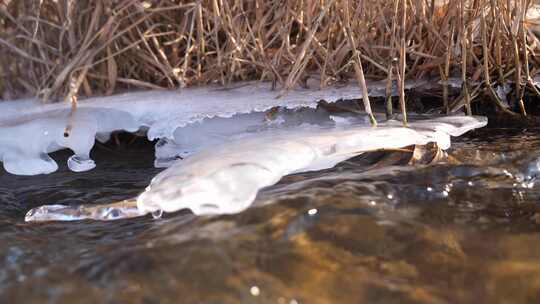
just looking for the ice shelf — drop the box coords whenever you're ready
[1,82,374,175]
[0,82,488,221]
[136,115,487,216]
[24,114,487,222]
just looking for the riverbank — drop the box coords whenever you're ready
[2,1,540,122]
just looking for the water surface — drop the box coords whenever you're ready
[1,128,540,303]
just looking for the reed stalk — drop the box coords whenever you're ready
[398,0,408,125]
[0,0,538,119]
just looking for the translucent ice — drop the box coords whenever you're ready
[25,200,143,222]
[155,107,339,166]
[1,82,488,221]
[67,155,96,172]
[0,81,382,175]
[140,115,486,216]
[0,108,138,175]
[25,115,487,222]
[3,81,464,176]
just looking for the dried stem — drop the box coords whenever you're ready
[0,0,536,120]
[398,0,408,125]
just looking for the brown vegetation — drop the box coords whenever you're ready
[1,0,539,120]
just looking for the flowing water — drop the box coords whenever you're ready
[1,127,540,304]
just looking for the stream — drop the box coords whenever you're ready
[1,126,540,303]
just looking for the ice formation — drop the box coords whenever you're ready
[154,107,340,167]
[0,81,488,221]
[137,115,487,216]
[25,114,487,222]
[0,108,138,175]
[25,200,141,222]
[1,82,374,175]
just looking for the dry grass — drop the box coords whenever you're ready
[1,0,540,120]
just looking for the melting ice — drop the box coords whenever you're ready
[136,114,486,216]
[0,81,488,221]
[0,108,138,175]
[24,111,487,221]
[0,82,370,175]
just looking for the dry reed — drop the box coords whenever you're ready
[1,0,540,120]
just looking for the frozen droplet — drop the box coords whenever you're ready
[369,200,376,206]
[151,209,163,219]
[386,194,394,199]
[426,187,433,192]
[67,155,96,172]
[95,132,111,143]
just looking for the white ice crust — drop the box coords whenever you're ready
[0,82,373,175]
[0,82,488,221]
[0,108,138,175]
